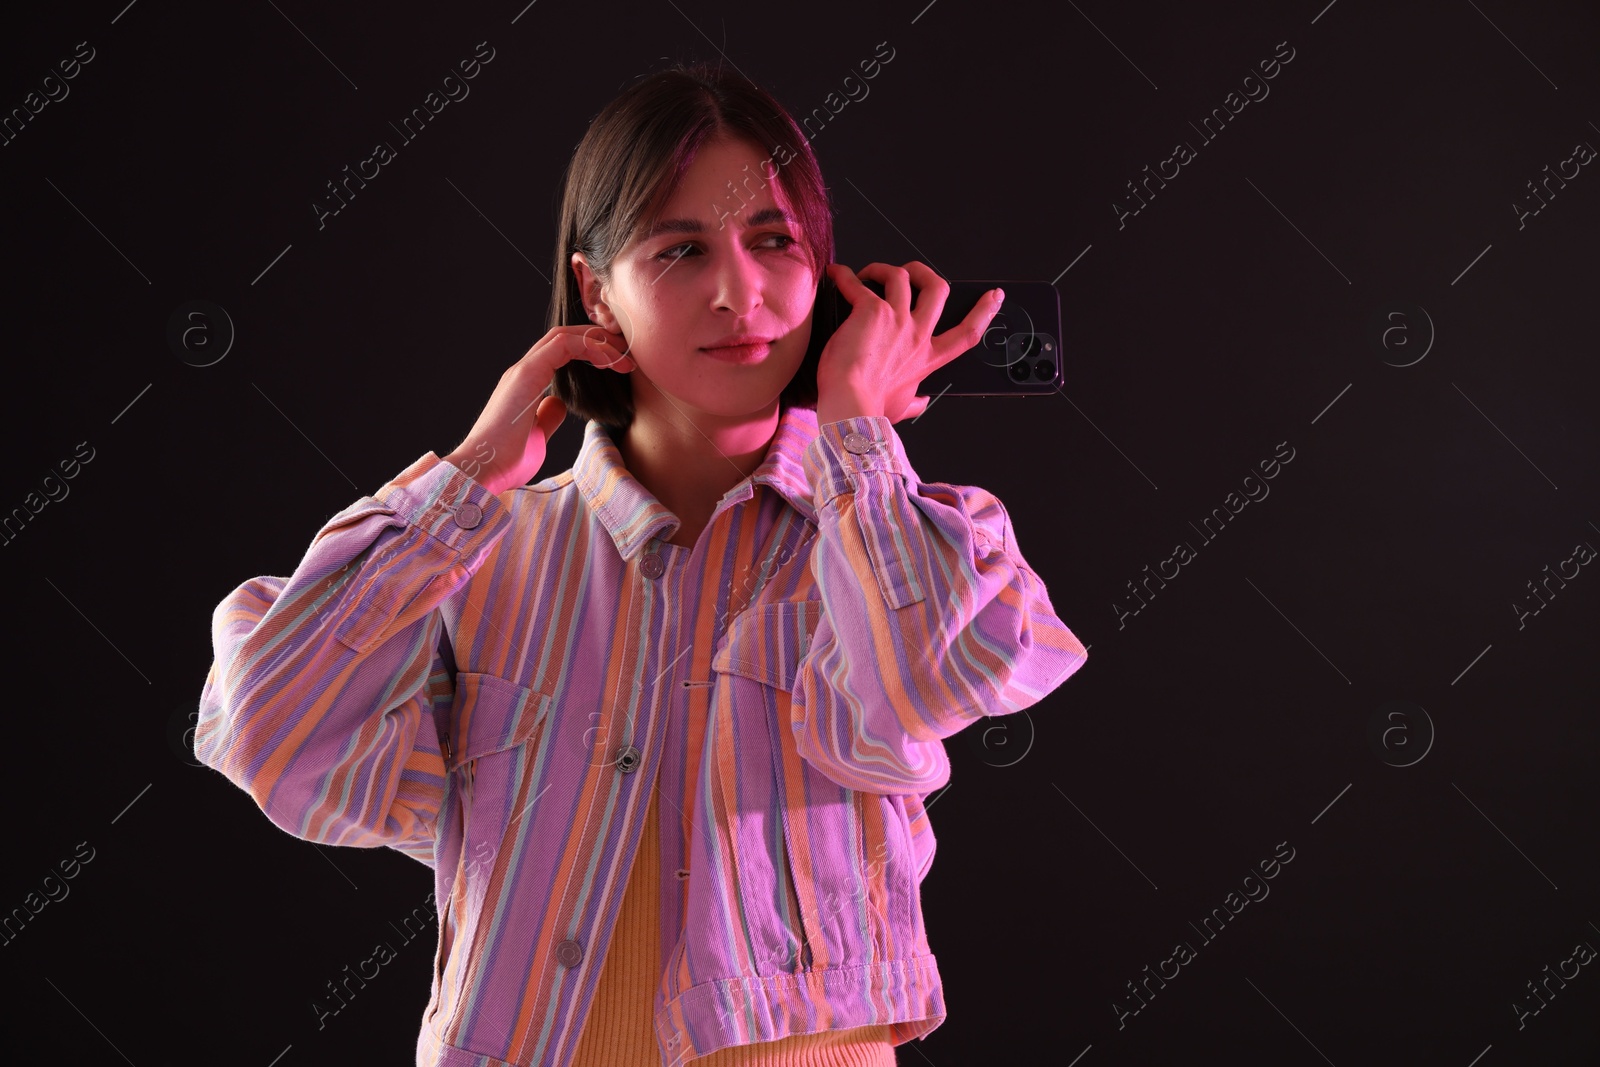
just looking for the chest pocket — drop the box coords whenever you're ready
[710,597,819,688]
[446,672,551,770]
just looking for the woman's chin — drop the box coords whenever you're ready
[658,389,786,423]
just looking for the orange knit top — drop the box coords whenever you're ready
[571,781,898,1065]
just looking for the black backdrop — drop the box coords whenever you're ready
[3,1,1597,1064]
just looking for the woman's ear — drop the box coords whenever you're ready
[571,253,621,331]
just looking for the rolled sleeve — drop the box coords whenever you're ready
[194,452,512,863]
[791,417,1089,794]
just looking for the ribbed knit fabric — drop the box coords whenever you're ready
[571,781,897,1066]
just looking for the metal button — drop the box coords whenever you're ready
[842,431,874,455]
[640,553,665,579]
[454,501,483,529]
[555,939,583,967]
[615,745,641,773]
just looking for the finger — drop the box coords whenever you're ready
[528,395,566,444]
[900,262,949,338]
[892,395,931,424]
[931,287,1004,365]
[579,326,634,370]
[854,262,911,314]
[534,394,567,442]
[826,262,873,305]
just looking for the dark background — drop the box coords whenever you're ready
[2,0,1597,1063]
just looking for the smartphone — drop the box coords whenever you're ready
[806,274,1062,396]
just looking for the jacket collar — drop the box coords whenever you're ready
[571,403,822,562]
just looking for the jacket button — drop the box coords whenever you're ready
[555,939,583,967]
[640,552,664,579]
[615,745,641,773]
[842,431,874,454]
[454,501,483,529]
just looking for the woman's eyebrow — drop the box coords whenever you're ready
[643,206,796,238]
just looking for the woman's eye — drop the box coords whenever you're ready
[653,234,798,262]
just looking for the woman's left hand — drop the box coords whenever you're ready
[816,261,1004,423]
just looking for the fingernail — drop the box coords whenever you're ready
[992,288,1005,302]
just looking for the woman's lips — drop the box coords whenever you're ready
[700,341,771,363]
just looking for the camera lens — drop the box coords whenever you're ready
[1034,361,1055,382]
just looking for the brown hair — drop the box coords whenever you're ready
[546,60,834,431]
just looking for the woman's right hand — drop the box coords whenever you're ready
[442,326,633,500]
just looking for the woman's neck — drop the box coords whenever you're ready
[615,397,780,549]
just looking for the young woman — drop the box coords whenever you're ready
[196,60,1087,1067]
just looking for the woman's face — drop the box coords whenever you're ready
[573,135,817,424]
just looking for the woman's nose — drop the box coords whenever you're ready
[712,255,761,316]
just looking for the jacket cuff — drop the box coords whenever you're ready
[373,452,509,558]
[803,416,912,509]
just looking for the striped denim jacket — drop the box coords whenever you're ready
[196,404,1088,1066]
